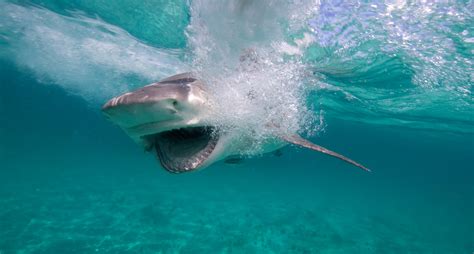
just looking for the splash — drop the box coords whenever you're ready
[186,0,323,154]
[1,0,472,139]
[0,2,188,103]
[306,1,473,132]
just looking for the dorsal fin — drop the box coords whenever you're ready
[159,72,196,83]
[281,134,370,172]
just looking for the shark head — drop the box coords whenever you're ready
[103,73,370,174]
[102,73,225,173]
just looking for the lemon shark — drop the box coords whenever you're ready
[102,73,369,173]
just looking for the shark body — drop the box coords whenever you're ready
[102,73,369,173]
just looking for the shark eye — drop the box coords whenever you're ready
[172,100,178,107]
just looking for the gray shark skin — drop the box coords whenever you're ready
[102,73,369,173]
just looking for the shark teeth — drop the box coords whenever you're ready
[153,126,219,173]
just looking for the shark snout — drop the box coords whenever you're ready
[102,74,212,140]
[102,93,182,130]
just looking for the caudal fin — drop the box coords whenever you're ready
[281,134,370,172]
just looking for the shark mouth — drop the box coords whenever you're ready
[150,126,219,173]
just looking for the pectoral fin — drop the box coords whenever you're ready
[281,134,370,172]
[224,156,245,164]
[272,149,283,157]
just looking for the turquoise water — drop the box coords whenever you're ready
[1,1,473,253]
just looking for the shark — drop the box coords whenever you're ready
[102,73,369,173]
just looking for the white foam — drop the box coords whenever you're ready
[186,0,322,154]
[1,1,323,156]
[0,3,189,104]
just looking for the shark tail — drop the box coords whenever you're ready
[281,134,370,172]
